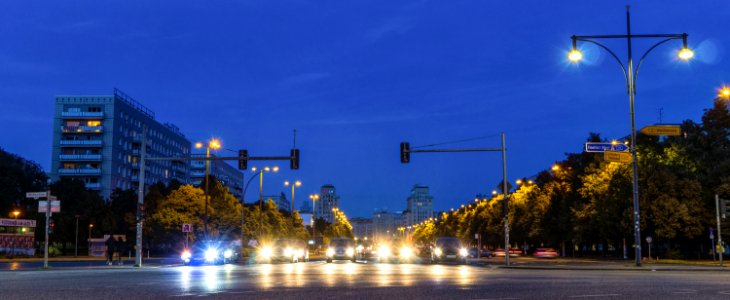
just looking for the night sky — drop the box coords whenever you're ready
[1,1,728,218]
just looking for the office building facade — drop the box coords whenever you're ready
[351,217,373,240]
[50,89,191,200]
[315,184,340,223]
[406,184,434,226]
[190,154,243,200]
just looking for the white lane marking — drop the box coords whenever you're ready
[671,289,697,294]
[569,294,620,298]
[719,291,730,295]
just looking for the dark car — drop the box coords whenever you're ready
[326,237,356,263]
[181,240,236,265]
[431,237,468,264]
[375,239,417,264]
[258,239,309,263]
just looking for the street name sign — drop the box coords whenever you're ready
[585,142,629,153]
[26,192,48,199]
[640,125,681,136]
[182,224,192,233]
[604,150,632,163]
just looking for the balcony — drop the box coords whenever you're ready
[131,162,140,169]
[190,171,206,177]
[59,154,102,161]
[85,182,101,189]
[61,111,104,118]
[131,175,139,181]
[58,168,101,175]
[60,140,102,146]
[61,126,103,133]
[131,149,140,156]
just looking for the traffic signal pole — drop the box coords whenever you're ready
[716,194,724,267]
[134,133,299,268]
[400,132,510,267]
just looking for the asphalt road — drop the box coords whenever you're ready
[2,261,730,299]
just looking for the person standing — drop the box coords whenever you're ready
[105,236,115,266]
[116,237,127,265]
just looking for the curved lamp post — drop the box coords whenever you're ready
[568,5,693,267]
[195,138,221,237]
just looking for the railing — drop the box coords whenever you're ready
[61,126,103,133]
[61,111,104,118]
[58,168,101,175]
[59,140,103,146]
[59,154,102,161]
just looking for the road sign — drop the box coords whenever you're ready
[640,125,681,136]
[38,200,61,213]
[496,180,512,193]
[182,224,192,233]
[26,191,48,199]
[604,150,632,163]
[646,236,652,243]
[584,142,629,153]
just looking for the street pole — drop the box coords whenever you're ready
[75,215,79,257]
[569,6,693,267]
[204,146,210,238]
[135,125,147,267]
[501,132,510,267]
[259,170,264,237]
[44,192,50,269]
[716,194,723,267]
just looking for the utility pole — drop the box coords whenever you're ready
[135,125,146,267]
[716,194,724,267]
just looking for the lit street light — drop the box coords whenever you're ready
[195,138,221,237]
[719,85,730,99]
[309,193,320,242]
[284,180,302,212]
[569,5,693,267]
[12,210,20,219]
[252,166,278,236]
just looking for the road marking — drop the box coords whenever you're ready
[470,298,517,300]
[569,294,620,298]
[719,291,730,295]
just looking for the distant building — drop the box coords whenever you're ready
[373,210,398,241]
[350,218,373,240]
[315,184,340,223]
[50,89,190,200]
[263,192,290,212]
[190,154,243,200]
[406,184,434,226]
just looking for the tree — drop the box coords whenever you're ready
[0,148,48,218]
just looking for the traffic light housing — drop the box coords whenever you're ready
[49,218,55,234]
[400,142,410,163]
[291,148,300,170]
[140,204,146,219]
[238,150,248,170]
[722,199,728,219]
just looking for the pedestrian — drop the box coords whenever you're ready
[116,237,127,265]
[105,236,115,266]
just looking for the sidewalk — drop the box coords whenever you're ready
[478,256,730,271]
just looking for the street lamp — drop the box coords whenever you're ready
[88,223,94,250]
[284,180,302,212]
[12,210,20,219]
[718,85,730,99]
[252,166,278,236]
[569,6,693,267]
[195,138,221,237]
[309,194,320,242]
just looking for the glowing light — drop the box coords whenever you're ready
[260,246,273,258]
[719,86,730,98]
[677,47,694,61]
[195,142,203,149]
[551,165,560,171]
[568,49,583,62]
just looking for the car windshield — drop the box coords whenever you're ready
[274,239,291,247]
[436,238,461,248]
[332,239,352,247]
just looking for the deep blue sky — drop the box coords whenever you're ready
[1,1,728,218]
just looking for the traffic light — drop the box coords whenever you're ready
[722,199,728,219]
[140,204,146,219]
[238,150,248,170]
[291,148,300,170]
[400,142,410,163]
[49,218,55,234]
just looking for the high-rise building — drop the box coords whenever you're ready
[315,184,339,223]
[406,184,434,226]
[190,154,243,200]
[50,89,190,200]
[351,218,373,240]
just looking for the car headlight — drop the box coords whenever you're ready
[223,249,233,259]
[326,248,335,256]
[400,246,413,258]
[459,248,468,257]
[378,246,390,258]
[434,248,442,256]
[296,249,304,257]
[261,246,273,258]
[356,245,364,252]
[284,248,293,256]
[346,247,355,257]
[181,250,191,261]
[205,248,219,262]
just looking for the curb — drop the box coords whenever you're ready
[499,265,729,272]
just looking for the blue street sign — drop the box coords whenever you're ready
[584,142,629,153]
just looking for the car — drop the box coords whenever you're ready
[375,239,417,263]
[431,237,468,264]
[326,237,356,263]
[180,240,236,265]
[493,248,523,257]
[533,248,559,258]
[258,239,309,263]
